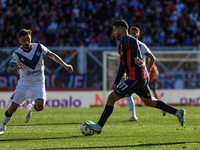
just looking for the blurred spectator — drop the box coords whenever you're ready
[142,34,153,46]
[196,16,200,31]
[188,10,198,22]
[88,38,99,48]
[167,0,176,12]
[129,0,139,8]
[176,0,185,16]
[184,35,192,46]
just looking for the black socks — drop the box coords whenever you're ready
[156,100,177,115]
[34,105,39,111]
[98,105,114,127]
[5,110,12,117]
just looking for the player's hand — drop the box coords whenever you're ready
[65,64,74,73]
[122,73,127,80]
[14,63,23,71]
[134,57,144,67]
[111,84,118,90]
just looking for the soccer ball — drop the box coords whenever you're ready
[81,121,94,136]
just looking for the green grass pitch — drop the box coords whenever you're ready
[0,106,199,150]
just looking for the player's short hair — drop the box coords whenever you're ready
[17,29,32,38]
[130,27,140,34]
[113,19,129,29]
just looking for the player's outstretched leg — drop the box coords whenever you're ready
[24,104,34,123]
[24,103,41,123]
[161,110,166,116]
[0,128,4,135]
[24,99,44,123]
[155,100,186,126]
[153,90,166,116]
[124,96,138,122]
[176,109,186,126]
[85,92,119,134]
[0,111,12,135]
[85,104,114,134]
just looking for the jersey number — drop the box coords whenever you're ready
[118,83,128,90]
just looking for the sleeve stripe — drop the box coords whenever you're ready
[46,51,50,56]
[128,37,130,47]
[145,52,150,56]
[9,62,16,66]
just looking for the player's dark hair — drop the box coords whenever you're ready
[17,29,32,38]
[130,26,140,34]
[113,19,129,29]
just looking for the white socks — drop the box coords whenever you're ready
[1,114,11,130]
[29,104,38,112]
[127,96,136,117]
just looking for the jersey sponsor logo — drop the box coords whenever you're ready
[26,69,42,76]
[20,58,24,61]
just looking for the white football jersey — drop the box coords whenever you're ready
[9,43,50,82]
[137,40,151,59]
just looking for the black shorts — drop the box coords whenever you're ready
[149,80,156,90]
[114,78,152,99]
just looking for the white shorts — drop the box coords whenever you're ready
[10,81,46,105]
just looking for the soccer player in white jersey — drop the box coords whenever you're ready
[123,26,165,122]
[0,29,74,135]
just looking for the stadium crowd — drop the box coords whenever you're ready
[0,0,200,89]
[0,0,200,47]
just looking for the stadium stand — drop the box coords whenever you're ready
[0,0,200,47]
[0,0,200,89]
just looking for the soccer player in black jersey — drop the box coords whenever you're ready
[85,19,186,134]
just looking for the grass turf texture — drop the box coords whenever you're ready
[0,106,199,150]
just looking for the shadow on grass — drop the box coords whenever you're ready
[8,122,81,126]
[33,141,200,150]
[0,136,82,142]
[1,135,199,149]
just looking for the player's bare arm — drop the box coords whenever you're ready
[146,53,156,72]
[155,68,159,78]
[48,52,74,73]
[7,64,23,74]
[114,61,125,86]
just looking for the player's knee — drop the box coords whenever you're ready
[141,97,156,107]
[7,102,19,114]
[107,92,120,106]
[35,99,45,111]
[107,98,115,106]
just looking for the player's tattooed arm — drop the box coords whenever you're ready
[7,64,23,73]
[48,52,74,73]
